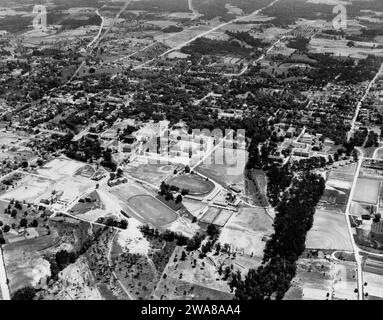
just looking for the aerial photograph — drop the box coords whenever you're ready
[0,0,383,306]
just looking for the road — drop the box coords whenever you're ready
[344,153,364,300]
[222,37,284,77]
[86,9,105,49]
[68,1,132,83]
[133,0,281,70]
[347,63,383,142]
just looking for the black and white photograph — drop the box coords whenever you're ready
[0,0,382,310]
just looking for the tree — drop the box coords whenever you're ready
[11,209,17,218]
[175,195,183,204]
[31,219,38,228]
[223,266,231,280]
[120,219,128,229]
[373,213,381,223]
[3,225,10,233]
[19,218,28,228]
[12,287,36,300]
[181,251,187,261]
[207,224,220,239]
[185,165,190,173]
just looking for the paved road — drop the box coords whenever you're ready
[347,63,383,142]
[344,153,364,300]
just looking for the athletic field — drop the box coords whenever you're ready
[167,174,215,195]
[128,195,178,226]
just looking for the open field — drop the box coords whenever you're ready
[0,132,25,146]
[353,178,380,204]
[285,257,358,300]
[153,246,233,300]
[306,209,353,251]
[167,174,215,195]
[182,198,206,217]
[196,148,248,187]
[3,234,59,294]
[128,195,178,226]
[0,160,97,205]
[124,162,180,187]
[0,174,54,203]
[309,37,383,59]
[70,190,104,216]
[218,206,273,256]
[200,207,233,227]
[364,271,383,299]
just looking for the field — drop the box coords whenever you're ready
[285,256,358,300]
[167,174,215,195]
[153,246,233,300]
[3,234,59,294]
[0,174,54,203]
[0,157,97,205]
[200,207,233,227]
[306,209,353,251]
[321,163,357,211]
[309,37,383,59]
[182,198,206,217]
[218,206,273,256]
[196,148,248,187]
[0,132,25,146]
[364,271,383,299]
[128,195,178,226]
[124,162,180,187]
[353,178,381,204]
[70,190,104,215]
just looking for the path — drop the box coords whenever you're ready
[344,154,364,300]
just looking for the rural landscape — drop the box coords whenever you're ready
[0,0,383,303]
